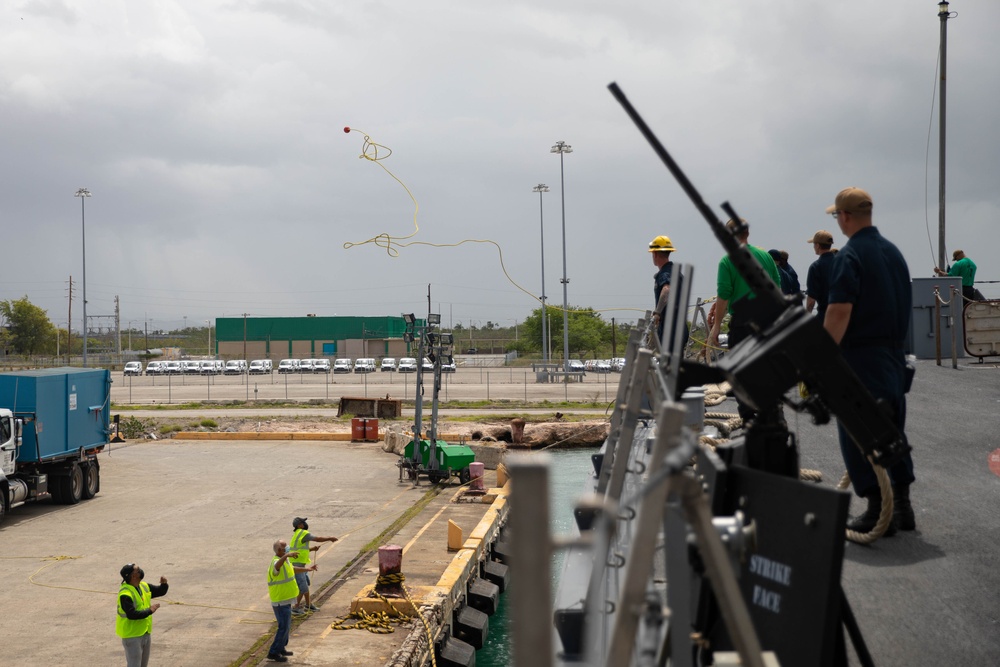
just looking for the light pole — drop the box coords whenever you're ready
[550,141,572,372]
[532,183,550,363]
[206,320,213,357]
[75,188,91,366]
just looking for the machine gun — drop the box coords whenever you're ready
[608,82,910,470]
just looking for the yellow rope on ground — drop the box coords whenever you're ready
[703,384,732,407]
[329,572,438,667]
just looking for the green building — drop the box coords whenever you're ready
[214,316,422,361]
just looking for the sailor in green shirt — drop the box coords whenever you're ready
[707,217,782,422]
[934,249,977,301]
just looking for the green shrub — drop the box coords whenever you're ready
[119,416,153,439]
[200,419,218,428]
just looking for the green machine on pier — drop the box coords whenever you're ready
[397,305,475,485]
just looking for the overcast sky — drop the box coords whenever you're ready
[3,0,998,335]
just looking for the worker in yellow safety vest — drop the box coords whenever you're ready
[116,563,169,667]
[289,517,339,615]
[267,539,317,663]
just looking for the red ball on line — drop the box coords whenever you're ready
[343,127,351,133]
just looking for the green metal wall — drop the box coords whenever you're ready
[215,316,422,343]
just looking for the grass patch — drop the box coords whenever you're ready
[200,419,218,428]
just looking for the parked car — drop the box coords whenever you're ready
[163,361,182,375]
[569,360,586,373]
[312,359,331,374]
[298,359,315,373]
[224,360,246,375]
[421,357,435,372]
[354,358,376,373]
[200,360,219,375]
[611,358,626,372]
[145,361,164,375]
[380,358,397,372]
[278,359,299,374]
[441,360,457,373]
[123,361,142,376]
[182,360,201,374]
[333,359,352,374]
[594,360,612,373]
[397,357,417,373]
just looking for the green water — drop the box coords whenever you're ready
[477,448,597,667]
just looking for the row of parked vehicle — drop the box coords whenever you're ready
[123,360,273,376]
[123,356,463,377]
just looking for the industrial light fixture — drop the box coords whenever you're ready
[403,332,414,343]
[403,313,416,325]
[440,333,454,346]
[428,313,441,325]
[426,332,440,346]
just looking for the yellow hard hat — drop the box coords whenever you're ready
[648,235,676,252]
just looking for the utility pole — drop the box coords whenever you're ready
[67,275,73,363]
[115,295,121,361]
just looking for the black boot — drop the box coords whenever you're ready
[847,490,897,536]
[893,484,916,531]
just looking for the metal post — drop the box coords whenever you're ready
[533,184,550,364]
[937,1,952,271]
[934,287,942,366]
[951,285,959,369]
[75,188,91,366]
[508,456,553,667]
[551,141,573,372]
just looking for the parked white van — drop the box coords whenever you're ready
[123,361,142,376]
[354,358,376,373]
[278,359,299,374]
[249,359,271,375]
[380,358,397,372]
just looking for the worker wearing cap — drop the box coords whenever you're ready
[805,230,836,319]
[708,218,781,423]
[267,539,318,662]
[116,563,169,667]
[648,235,688,351]
[824,187,916,534]
[934,249,977,302]
[289,517,339,614]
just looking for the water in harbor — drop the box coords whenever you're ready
[478,447,597,667]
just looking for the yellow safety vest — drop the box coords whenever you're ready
[268,557,298,605]
[116,581,152,638]
[289,528,311,565]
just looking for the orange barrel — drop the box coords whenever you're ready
[365,418,379,442]
[351,418,366,441]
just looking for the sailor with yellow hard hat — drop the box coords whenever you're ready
[648,235,687,349]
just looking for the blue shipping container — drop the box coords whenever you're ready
[0,367,111,462]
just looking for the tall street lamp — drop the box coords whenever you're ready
[206,320,213,357]
[75,188,91,366]
[532,183,550,363]
[550,141,572,372]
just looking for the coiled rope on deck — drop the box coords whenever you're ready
[330,572,438,667]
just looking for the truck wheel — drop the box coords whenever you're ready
[82,463,99,499]
[0,483,7,525]
[61,464,84,505]
[459,467,472,485]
